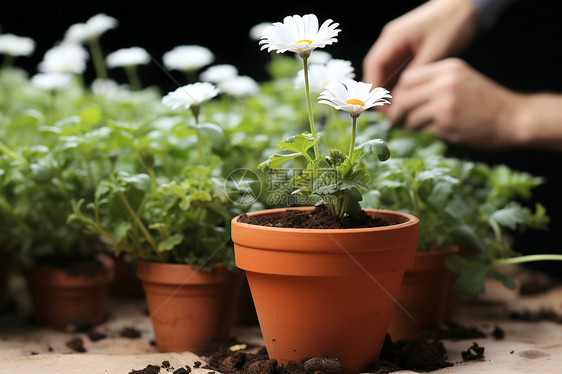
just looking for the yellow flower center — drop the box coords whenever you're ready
[297,39,313,45]
[346,99,365,106]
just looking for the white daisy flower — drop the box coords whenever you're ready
[0,34,35,56]
[161,82,220,110]
[249,22,271,41]
[91,78,127,98]
[200,64,238,84]
[307,50,332,64]
[219,75,259,97]
[295,59,355,93]
[106,47,150,68]
[64,13,118,43]
[259,14,340,59]
[319,80,391,118]
[38,44,89,74]
[162,45,215,72]
[31,72,72,90]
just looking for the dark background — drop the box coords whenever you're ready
[2,0,562,271]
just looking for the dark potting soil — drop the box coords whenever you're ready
[509,309,562,323]
[66,337,86,353]
[375,335,453,372]
[34,255,105,277]
[422,321,486,340]
[238,204,390,229]
[493,326,505,340]
[461,342,485,361]
[201,334,451,374]
[87,329,108,342]
[128,364,161,374]
[120,326,142,338]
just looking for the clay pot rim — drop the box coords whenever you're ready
[232,207,419,234]
[137,260,240,285]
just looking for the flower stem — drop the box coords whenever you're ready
[88,38,108,80]
[494,254,562,266]
[1,54,14,68]
[124,66,142,91]
[302,57,319,160]
[116,191,161,259]
[348,117,357,163]
[0,141,28,165]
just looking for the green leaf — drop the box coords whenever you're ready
[277,133,319,156]
[258,153,301,170]
[79,106,102,126]
[445,255,488,298]
[158,233,184,252]
[122,173,151,192]
[358,139,390,161]
[490,204,530,230]
[490,269,516,290]
[195,123,226,150]
[180,190,212,210]
[160,180,187,199]
[113,221,132,244]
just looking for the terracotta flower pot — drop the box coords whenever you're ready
[24,255,115,330]
[137,260,242,354]
[231,207,419,374]
[110,253,144,297]
[387,246,459,342]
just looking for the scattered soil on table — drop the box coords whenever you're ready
[120,326,142,338]
[201,334,451,374]
[129,364,161,374]
[374,335,453,372]
[87,329,107,342]
[422,321,486,340]
[509,309,562,323]
[66,337,86,353]
[519,274,559,295]
[461,342,485,361]
[238,204,390,229]
[493,325,505,340]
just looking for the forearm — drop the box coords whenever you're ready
[510,93,562,150]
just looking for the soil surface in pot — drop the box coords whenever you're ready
[33,256,105,277]
[238,204,389,229]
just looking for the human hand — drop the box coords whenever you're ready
[362,0,480,91]
[387,58,524,149]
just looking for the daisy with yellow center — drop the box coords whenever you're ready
[259,14,340,59]
[259,14,340,159]
[319,79,391,162]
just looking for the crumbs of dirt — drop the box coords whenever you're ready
[374,335,453,372]
[461,343,485,361]
[66,337,86,353]
[422,321,486,340]
[237,204,390,229]
[129,364,161,374]
[203,348,344,374]
[493,326,505,340]
[509,309,562,323]
[121,326,142,338]
[87,329,107,342]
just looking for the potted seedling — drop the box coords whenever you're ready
[230,14,419,373]
[71,81,243,354]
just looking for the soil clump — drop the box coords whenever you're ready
[238,204,389,229]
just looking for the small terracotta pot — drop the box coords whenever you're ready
[110,253,144,297]
[24,255,115,330]
[231,207,419,374]
[0,251,11,309]
[387,246,459,341]
[137,261,242,353]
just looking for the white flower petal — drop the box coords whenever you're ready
[0,34,35,57]
[219,75,259,97]
[39,44,89,74]
[163,45,214,72]
[31,72,72,90]
[161,82,220,110]
[319,79,391,118]
[64,13,118,43]
[200,64,238,83]
[106,47,150,68]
